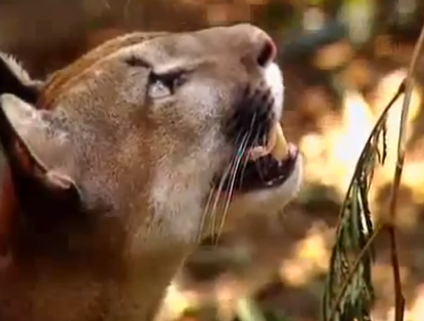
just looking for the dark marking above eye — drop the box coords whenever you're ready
[125,56,151,69]
[150,70,185,85]
[147,69,188,97]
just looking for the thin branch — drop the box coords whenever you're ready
[386,20,424,321]
[327,84,405,320]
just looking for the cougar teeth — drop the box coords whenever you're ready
[248,121,289,161]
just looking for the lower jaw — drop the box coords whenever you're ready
[215,144,299,195]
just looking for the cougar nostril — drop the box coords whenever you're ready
[257,38,276,67]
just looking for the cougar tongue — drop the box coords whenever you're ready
[248,122,289,161]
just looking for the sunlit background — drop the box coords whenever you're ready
[1,1,424,321]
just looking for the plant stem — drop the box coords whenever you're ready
[387,20,424,321]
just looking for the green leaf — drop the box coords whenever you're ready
[321,110,387,321]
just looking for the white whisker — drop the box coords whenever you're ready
[216,133,250,242]
[196,184,217,242]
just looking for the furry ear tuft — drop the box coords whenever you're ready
[0,52,42,104]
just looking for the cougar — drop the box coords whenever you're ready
[0,24,303,321]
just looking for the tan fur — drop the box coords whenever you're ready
[0,24,303,321]
[38,32,169,109]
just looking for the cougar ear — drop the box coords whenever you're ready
[0,52,42,104]
[0,94,81,207]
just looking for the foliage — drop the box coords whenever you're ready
[321,115,387,321]
[318,79,411,321]
[321,6,424,317]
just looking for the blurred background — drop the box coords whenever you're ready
[1,1,424,321]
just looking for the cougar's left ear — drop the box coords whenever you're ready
[0,93,81,209]
[0,52,43,104]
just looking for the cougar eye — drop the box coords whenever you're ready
[148,71,187,99]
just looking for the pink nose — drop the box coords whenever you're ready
[255,33,277,67]
[230,23,277,68]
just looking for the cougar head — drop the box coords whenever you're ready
[0,24,302,320]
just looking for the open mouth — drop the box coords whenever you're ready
[215,122,299,193]
[235,143,299,192]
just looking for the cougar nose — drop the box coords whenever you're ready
[255,33,277,67]
[229,24,277,68]
[239,26,277,69]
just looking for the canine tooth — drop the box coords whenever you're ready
[269,121,289,161]
[248,122,289,161]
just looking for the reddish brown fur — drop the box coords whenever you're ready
[0,133,39,259]
[0,170,15,255]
